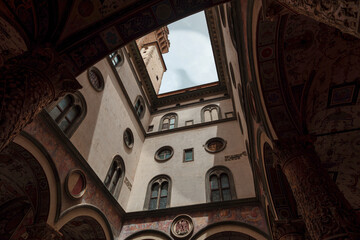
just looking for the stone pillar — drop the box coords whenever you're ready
[272,220,305,240]
[275,0,360,38]
[0,48,81,151]
[273,140,360,240]
[26,223,62,240]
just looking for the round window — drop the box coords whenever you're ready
[205,137,227,153]
[123,128,134,148]
[88,67,104,92]
[155,146,174,162]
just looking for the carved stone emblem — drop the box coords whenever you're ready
[171,215,193,239]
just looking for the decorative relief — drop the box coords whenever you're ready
[277,0,360,38]
[0,48,81,151]
[124,177,132,191]
[224,151,247,161]
[171,215,194,239]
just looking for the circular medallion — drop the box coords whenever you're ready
[65,169,87,199]
[171,215,194,239]
[205,137,227,153]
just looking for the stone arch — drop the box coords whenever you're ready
[191,222,268,240]
[55,204,113,240]
[14,132,62,224]
[0,142,52,238]
[124,229,172,240]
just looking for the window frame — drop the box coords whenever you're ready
[104,155,125,199]
[159,113,178,131]
[134,95,146,119]
[183,148,194,162]
[47,91,87,137]
[87,66,105,92]
[201,104,221,123]
[123,128,134,149]
[205,166,237,202]
[144,175,172,210]
[154,146,174,162]
[109,49,125,67]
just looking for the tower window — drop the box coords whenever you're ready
[159,113,178,130]
[123,128,134,148]
[104,156,125,199]
[206,166,236,202]
[134,96,146,119]
[201,105,221,122]
[145,176,171,210]
[184,148,194,162]
[48,92,86,137]
[155,146,174,162]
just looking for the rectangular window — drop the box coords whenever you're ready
[185,120,193,126]
[184,148,194,162]
[225,112,234,118]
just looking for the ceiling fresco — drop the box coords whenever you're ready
[60,216,106,240]
[0,0,231,76]
[258,13,360,212]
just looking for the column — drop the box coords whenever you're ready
[0,48,81,151]
[272,220,305,240]
[26,223,62,240]
[273,140,360,240]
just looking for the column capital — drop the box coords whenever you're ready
[26,223,62,240]
[272,136,317,169]
[272,220,305,240]
[0,47,81,151]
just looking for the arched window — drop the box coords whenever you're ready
[104,155,125,199]
[159,113,178,130]
[134,96,145,119]
[144,175,171,210]
[109,49,124,67]
[206,166,236,202]
[201,105,221,122]
[48,92,86,137]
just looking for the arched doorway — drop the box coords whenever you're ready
[205,231,255,240]
[0,143,50,238]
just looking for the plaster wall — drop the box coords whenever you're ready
[127,120,255,212]
[70,58,145,210]
[218,4,249,142]
[122,47,152,128]
[148,98,234,132]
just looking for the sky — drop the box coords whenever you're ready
[158,11,219,94]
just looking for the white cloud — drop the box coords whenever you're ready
[158,13,218,94]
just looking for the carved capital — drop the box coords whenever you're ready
[276,0,360,38]
[272,137,317,169]
[26,223,62,240]
[272,220,305,240]
[0,48,81,151]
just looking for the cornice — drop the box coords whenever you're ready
[126,6,230,108]
[124,197,259,220]
[146,117,236,137]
